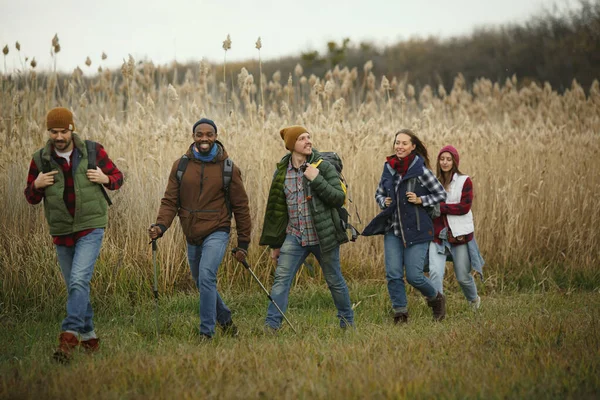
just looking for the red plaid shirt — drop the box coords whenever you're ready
[24,142,123,247]
[284,160,319,246]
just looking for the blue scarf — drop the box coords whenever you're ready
[193,143,218,162]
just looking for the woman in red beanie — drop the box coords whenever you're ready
[428,145,484,311]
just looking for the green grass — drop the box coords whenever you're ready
[1,283,599,399]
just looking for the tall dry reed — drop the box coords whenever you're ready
[1,58,599,307]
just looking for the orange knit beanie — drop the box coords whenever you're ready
[280,125,308,151]
[46,107,75,131]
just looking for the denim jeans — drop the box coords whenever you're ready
[428,241,478,302]
[265,235,354,329]
[55,228,104,333]
[384,232,437,312]
[187,230,232,337]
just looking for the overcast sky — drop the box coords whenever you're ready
[0,0,580,74]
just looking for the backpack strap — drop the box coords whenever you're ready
[223,157,233,218]
[85,140,113,206]
[310,159,323,168]
[176,155,190,208]
[406,177,416,192]
[85,140,97,170]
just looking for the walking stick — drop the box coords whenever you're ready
[152,239,159,338]
[232,250,297,334]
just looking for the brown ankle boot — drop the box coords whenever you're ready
[427,293,446,321]
[81,338,100,353]
[53,332,80,363]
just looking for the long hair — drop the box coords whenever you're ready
[393,128,430,169]
[436,152,463,189]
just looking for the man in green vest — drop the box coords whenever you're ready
[24,107,124,362]
[259,126,354,332]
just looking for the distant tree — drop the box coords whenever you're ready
[327,38,351,67]
[301,50,325,68]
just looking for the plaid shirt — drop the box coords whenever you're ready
[24,143,123,247]
[284,160,319,246]
[375,166,446,238]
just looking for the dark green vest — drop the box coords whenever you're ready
[33,134,108,236]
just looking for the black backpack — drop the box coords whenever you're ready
[34,140,112,206]
[313,152,361,242]
[175,155,234,218]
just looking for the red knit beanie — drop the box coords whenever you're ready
[438,145,459,167]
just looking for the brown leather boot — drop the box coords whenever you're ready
[427,293,446,321]
[53,332,80,363]
[81,338,100,353]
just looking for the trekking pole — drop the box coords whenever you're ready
[151,239,160,338]
[232,250,297,334]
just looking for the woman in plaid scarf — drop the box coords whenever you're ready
[363,129,447,323]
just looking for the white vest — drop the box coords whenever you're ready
[446,173,475,236]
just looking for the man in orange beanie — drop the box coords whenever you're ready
[259,125,354,332]
[24,107,124,362]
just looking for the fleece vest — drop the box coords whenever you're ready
[446,173,474,236]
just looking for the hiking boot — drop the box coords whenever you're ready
[393,312,409,324]
[427,292,446,321]
[52,332,79,363]
[470,296,481,311]
[263,325,278,336]
[219,320,239,337]
[80,338,100,353]
[199,333,213,342]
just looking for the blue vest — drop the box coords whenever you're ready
[363,156,435,246]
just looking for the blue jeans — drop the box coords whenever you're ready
[187,231,232,337]
[55,228,104,333]
[384,233,437,312]
[428,241,478,302]
[265,235,354,329]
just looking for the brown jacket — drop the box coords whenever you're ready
[155,141,251,248]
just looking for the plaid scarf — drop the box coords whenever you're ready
[387,152,416,176]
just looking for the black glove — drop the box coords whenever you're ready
[232,247,248,263]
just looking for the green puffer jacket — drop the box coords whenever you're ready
[259,149,348,253]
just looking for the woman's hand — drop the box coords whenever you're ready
[406,192,422,204]
[384,197,392,207]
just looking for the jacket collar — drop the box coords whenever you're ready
[277,148,321,169]
[387,155,425,181]
[42,133,85,162]
[186,140,228,163]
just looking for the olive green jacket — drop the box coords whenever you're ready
[259,149,348,253]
